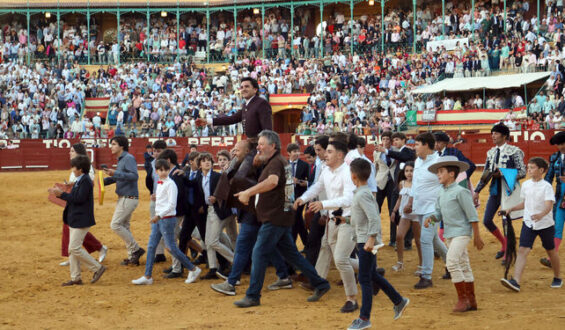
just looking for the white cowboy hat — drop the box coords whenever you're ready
[428,155,469,174]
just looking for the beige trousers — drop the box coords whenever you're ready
[205,207,235,269]
[69,227,102,281]
[315,220,359,296]
[110,197,140,258]
[446,236,474,283]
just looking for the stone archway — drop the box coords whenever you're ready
[269,94,310,134]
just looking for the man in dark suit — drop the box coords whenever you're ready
[434,131,476,180]
[374,132,416,248]
[197,77,272,139]
[49,155,106,286]
[287,143,309,249]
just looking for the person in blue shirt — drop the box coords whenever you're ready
[541,131,565,268]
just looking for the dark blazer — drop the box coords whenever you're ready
[144,152,154,194]
[290,159,309,198]
[212,95,272,138]
[189,170,232,220]
[440,147,477,179]
[60,175,96,228]
[169,164,189,217]
[387,146,416,181]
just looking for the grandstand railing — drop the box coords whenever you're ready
[2,0,546,66]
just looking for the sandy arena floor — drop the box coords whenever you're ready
[0,171,564,329]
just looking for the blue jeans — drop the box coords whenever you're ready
[357,243,402,320]
[145,217,195,278]
[228,223,288,286]
[246,222,330,301]
[419,214,447,280]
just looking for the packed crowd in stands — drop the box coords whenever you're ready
[1,0,565,140]
[0,0,561,65]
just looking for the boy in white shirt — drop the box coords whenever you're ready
[501,157,562,291]
[132,159,202,285]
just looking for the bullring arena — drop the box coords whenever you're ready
[0,165,564,329]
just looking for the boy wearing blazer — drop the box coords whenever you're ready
[192,153,235,280]
[49,155,106,286]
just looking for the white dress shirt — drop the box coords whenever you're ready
[155,177,178,218]
[201,170,211,205]
[300,162,356,217]
[411,152,441,215]
[491,143,507,171]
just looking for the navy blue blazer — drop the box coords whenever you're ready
[60,175,96,229]
[387,146,417,181]
[188,170,232,220]
[291,159,309,198]
[169,164,189,217]
[440,147,477,179]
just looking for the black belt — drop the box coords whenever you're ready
[120,195,138,200]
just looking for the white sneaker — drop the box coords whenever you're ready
[98,245,108,263]
[132,276,153,285]
[59,260,70,266]
[185,267,202,284]
[392,261,404,272]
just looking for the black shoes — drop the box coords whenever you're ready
[91,265,106,284]
[307,286,330,302]
[154,254,167,263]
[193,254,207,265]
[234,296,260,308]
[129,248,146,265]
[202,269,219,280]
[62,279,83,286]
[414,277,433,289]
[340,300,359,313]
[442,267,451,280]
[164,272,183,279]
[495,251,505,259]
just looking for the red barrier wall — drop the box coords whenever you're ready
[0,130,562,172]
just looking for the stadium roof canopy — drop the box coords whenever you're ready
[412,71,551,94]
[1,0,280,8]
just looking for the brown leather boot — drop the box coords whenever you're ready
[453,282,471,312]
[465,281,477,310]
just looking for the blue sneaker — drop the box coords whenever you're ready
[501,278,520,292]
[347,318,371,330]
[393,297,410,320]
[551,277,563,288]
